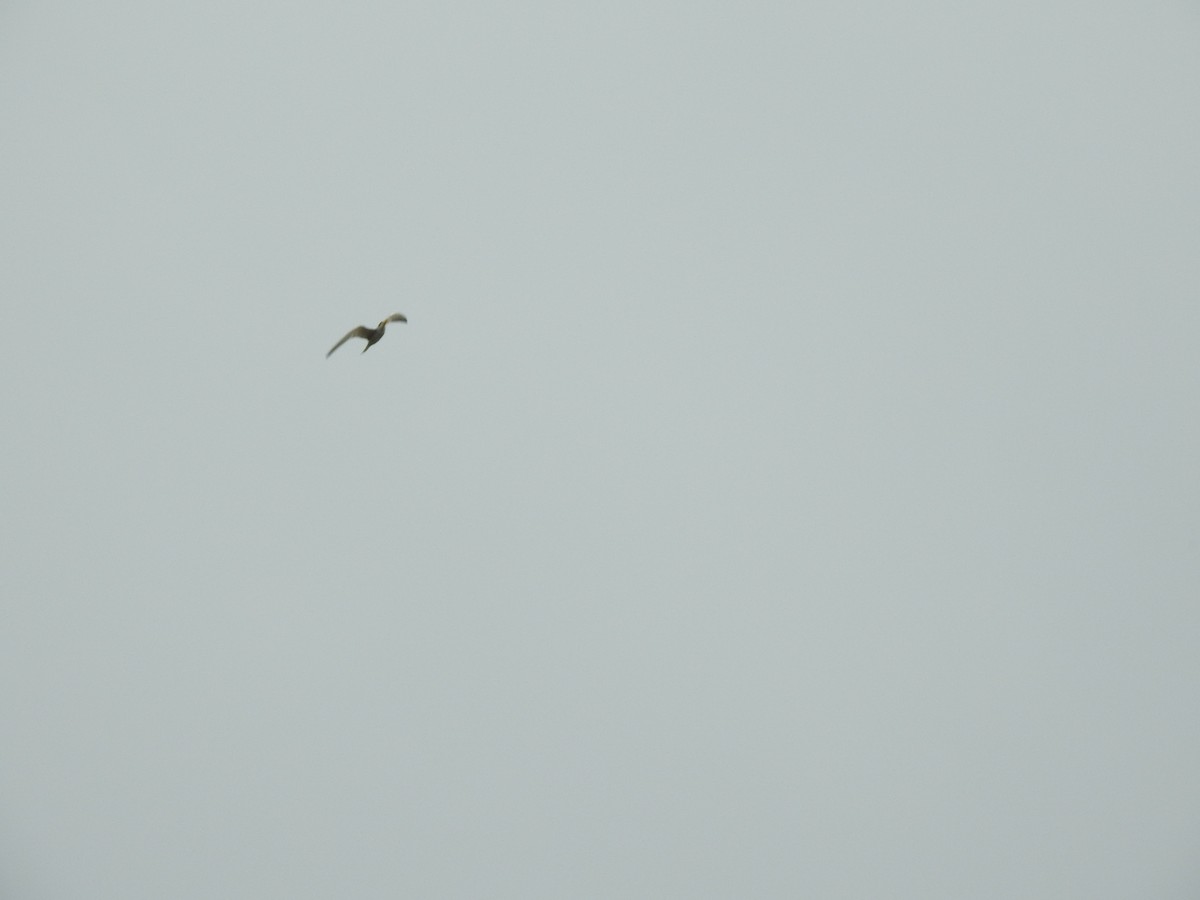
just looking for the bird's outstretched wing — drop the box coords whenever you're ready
[386,313,408,324]
[326,325,373,358]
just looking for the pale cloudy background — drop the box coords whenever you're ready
[1,1,1198,897]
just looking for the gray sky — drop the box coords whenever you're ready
[2,2,1198,897]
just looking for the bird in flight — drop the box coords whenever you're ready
[326,313,408,358]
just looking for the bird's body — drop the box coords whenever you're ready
[326,313,407,357]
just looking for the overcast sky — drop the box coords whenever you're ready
[2,2,1198,897]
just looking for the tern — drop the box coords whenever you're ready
[326,313,408,358]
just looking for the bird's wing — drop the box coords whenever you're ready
[326,325,373,358]
[386,313,408,324]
